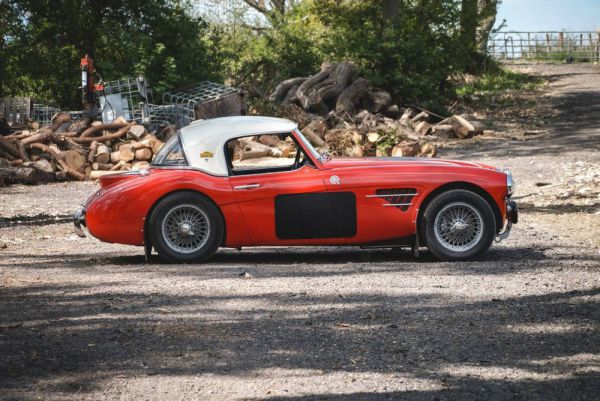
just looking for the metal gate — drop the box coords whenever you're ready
[488,31,600,62]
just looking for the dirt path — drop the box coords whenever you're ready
[1,64,599,401]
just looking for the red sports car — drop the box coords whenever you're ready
[74,116,517,262]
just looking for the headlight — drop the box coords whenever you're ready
[498,168,515,196]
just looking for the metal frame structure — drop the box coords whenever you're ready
[488,31,600,62]
[162,81,243,128]
[100,76,152,123]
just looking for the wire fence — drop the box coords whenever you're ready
[488,31,600,62]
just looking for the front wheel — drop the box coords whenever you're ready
[149,192,224,263]
[421,189,496,261]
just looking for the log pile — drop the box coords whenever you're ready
[0,113,165,186]
[269,62,487,158]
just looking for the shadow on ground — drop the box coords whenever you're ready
[1,246,599,400]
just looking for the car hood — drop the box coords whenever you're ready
[320,157,496,171]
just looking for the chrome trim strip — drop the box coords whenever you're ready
[383,203,413,207]
[234,184,261,190]
[365,193,419,198]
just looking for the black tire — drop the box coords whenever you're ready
[420,189,496,261]
[149,191,224,263]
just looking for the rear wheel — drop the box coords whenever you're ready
[149,192,223,263]
[421,189,496,261]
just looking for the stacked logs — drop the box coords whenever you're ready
[0,113,165,187]
[269,62,487,158]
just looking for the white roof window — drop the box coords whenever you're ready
[177,116,297,176]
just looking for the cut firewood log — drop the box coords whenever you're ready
[68,117,93,134]
[21,130,53,145]
[391,142,421,157]
[95,145,110,164]
[73,123,133,144]
[0,166,53,185]
[132,139,152,150]
[0,137,21,159]
[47,112,72,132]
[351,131,364,146]
[469,121,485,136]
[363,90,392,114]
[131,161,150,170]
[456,126,470,139]
[415,121,433,136]
[28,143,86,181]
[110,151,120,164]
[419,143,438,158]
[134,148,152,161]
[92,162,114,171]
[239,140,274,161]
[79,122,129,138]
[63,150,86,173]
[399,108,416,127]
[351,144,364,157]
[384,104,401,119]
[110,160,127,171]
[128,124,146,140]
[119,145,135,162]
[336,78,369,116]
[269,77,307,103]
[302,119,327,139]
[258,135,281,147]
[432,124,455,138]
[144,134,164,154]
[411,111,429,124]
[89,170,119,180]
[301,125,326,148]
[88,141,99,163]
[62,138,87,155]
[0,147,16,161]
[29,158,54,174]
[366,132,380,144]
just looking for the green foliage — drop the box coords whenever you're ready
[0,0,222,108]
[456,68,544,98]
[1,0,503,110]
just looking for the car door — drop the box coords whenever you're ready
[227,133,351,246]
[322,165,418,244]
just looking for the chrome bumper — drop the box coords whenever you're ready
[496,199,518,242]
[73,206,87,238]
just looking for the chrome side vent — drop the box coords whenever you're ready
[366,188,418,211]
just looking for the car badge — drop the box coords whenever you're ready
[200,151,213,158]
[330,175,341,185]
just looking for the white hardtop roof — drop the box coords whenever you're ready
[179,116,298,176]
[181,116,297,141]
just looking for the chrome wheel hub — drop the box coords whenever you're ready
[161,204,210,254]
[434,202,484,253]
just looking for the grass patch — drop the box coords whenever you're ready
[456,69,544,98]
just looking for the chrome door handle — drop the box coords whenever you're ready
[233,184,261,190]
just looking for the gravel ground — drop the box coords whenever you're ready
[1,64,599,401]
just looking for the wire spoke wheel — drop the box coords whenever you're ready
[161,204,210,254]
[433,201,484,253]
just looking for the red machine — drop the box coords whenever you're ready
[80,55,104,114]
[74,116,517,262]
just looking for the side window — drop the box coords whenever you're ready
[226,133,304,174]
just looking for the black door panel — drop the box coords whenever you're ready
[275,192,357,239]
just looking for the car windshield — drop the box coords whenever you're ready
[152,133,188,166]
[294,129,322,162]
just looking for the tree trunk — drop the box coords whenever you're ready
[336,78,370,116]
[269,77,307,103]
[477,0,499,54]
[295,62,335,111]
